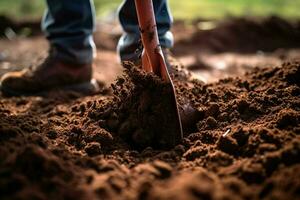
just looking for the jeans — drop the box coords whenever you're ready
[42,0,173,64]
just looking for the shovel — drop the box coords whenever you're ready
[134,0,183,147]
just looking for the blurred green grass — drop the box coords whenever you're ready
[0,0,300,20]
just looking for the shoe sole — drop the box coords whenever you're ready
[0,79,100,97]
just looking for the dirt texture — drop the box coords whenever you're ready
[0,16,300,200]
[0,58,299,199]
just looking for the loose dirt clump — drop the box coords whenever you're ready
[90,62,187,149]
[0,61,299,199]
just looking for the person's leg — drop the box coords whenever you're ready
[0,0,98,96]
[117,0,173,61]
[42,0,96,64]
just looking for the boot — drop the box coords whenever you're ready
[0,49,99,96]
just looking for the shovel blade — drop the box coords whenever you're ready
[153,52,183,148]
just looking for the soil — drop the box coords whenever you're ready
[0,16,300,200]
[174,16,300,55]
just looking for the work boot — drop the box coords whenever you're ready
[0,50,99,96]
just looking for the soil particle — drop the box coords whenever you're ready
[276,109,300,129]
[217,135,239,155]
[184,146,208,161]
[205,103,220,117]
[205,116,218,129]
[85,142,102,156]
[46,130,58,139]
[152,160,173,179]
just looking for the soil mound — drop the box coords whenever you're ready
[175,16,300,55]
[90,62,184,149]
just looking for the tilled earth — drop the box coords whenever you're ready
[0,16,300,200]
[0,59,299,200]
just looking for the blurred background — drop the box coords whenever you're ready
[0,0,299,84]
[0,0,300,20]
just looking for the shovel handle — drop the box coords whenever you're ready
[134,0,162,76]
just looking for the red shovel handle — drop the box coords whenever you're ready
[134,0,163,77]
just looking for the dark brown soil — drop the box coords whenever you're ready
[1,16,300,200]
[0,59,299,199]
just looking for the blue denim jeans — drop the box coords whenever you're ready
[42,0,173,64]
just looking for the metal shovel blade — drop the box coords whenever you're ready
[156,52,183,148]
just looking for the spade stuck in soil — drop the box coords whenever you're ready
[134,0,183,148]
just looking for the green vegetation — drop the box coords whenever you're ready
[0,0,300,20]
[0,0,45,19]
[170,0,300,20]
